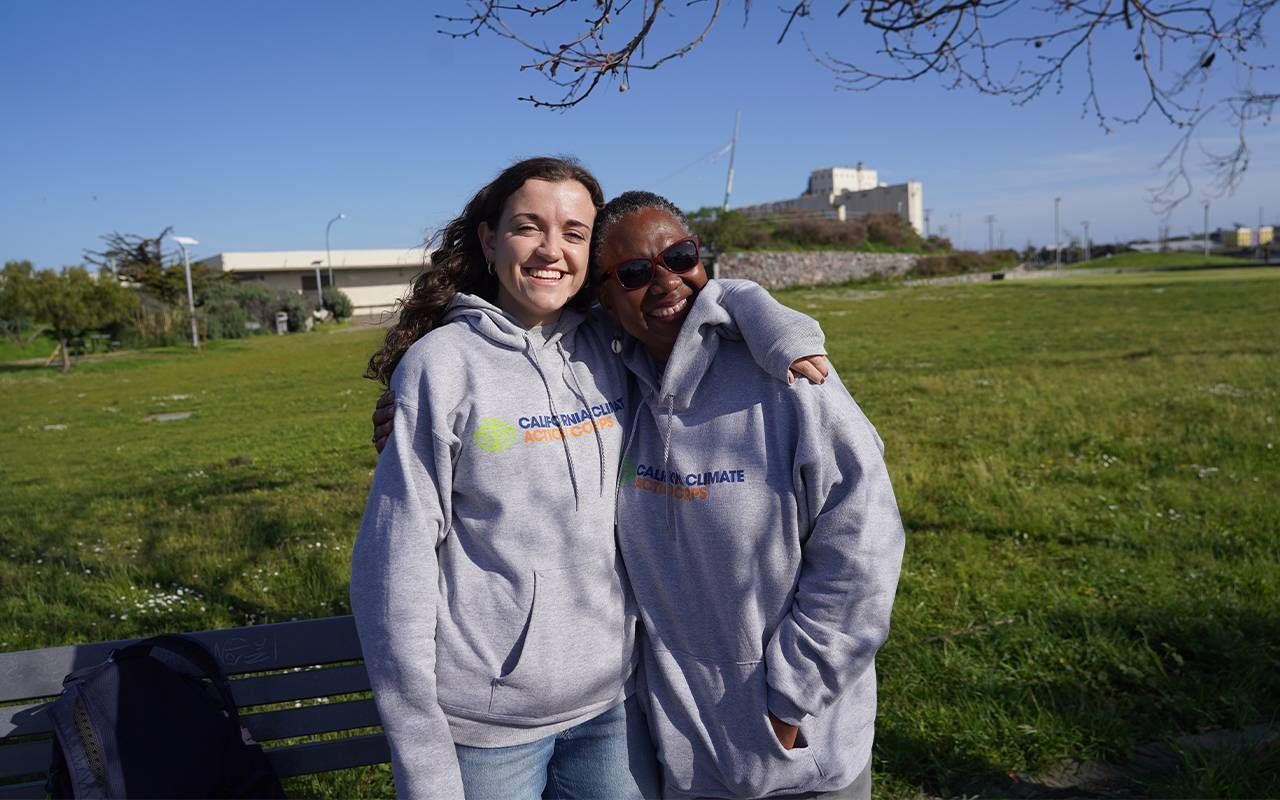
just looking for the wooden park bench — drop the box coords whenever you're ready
[0,615,389,798]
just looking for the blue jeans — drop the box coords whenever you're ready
[454,694,660,800]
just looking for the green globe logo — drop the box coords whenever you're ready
[473,417,517,453]
[620,457,638,484]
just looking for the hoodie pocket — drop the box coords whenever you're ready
[648,649,824,797]
[489,556,633,721]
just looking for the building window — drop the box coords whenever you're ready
[301,273,334,292]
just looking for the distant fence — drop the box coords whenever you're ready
[712,251,918,290]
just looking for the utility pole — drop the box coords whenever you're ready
[1203,201,1210,257]
[1054,197,1062,267]
[722,110,741,211]
[984,214,996,252]
[924,208,933,238]
[1082,220,1090,262]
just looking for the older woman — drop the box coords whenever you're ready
[591,191,904,800]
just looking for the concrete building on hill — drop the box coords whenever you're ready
[736,165,925,235]
[199,248,427,318]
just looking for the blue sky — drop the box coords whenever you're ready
[2,1,1276,268]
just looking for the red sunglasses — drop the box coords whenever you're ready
[599,236,701,291]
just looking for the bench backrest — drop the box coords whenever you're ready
[0,615,388,799]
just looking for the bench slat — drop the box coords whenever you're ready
[267,733,392,778]
[0,779,43,800]
[1,663,373,740]
[0,703,49,740]
[0,733,394,792]
[0,740,47,782]
[0,616,363,703]
[232,663,372,707]
[243,699,382,743]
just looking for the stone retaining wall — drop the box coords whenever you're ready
[712,251,918,290]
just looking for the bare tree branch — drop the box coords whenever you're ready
[441,0,1277,207]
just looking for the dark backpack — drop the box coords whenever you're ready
[46,633,286,799]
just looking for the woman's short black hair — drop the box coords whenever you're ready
[590,191,691,280]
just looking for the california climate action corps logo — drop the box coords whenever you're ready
[620,457,638,485]
[473,417,517,453]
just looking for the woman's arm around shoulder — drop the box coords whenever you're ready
[711,278,829,384]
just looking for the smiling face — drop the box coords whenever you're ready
[594,207,709,367]
[479,178,596,328]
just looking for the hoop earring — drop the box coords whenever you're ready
[487,261,495,276]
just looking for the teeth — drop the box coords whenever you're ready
[648,298,687,319]
[526,269,563,280]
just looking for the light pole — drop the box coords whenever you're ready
[1203,201,1211,257]
[170,235,200,349]
[311,260,325,308]
[1054,197,1062,266]
[924,208,933,238]
[1082,220,1090,262]
[326,213,346,287]
[984,214,996,252]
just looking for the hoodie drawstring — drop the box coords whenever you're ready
[525,341,582,511]
[662,392,676,540]
[557,343,608,498]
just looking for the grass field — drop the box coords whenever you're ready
[2,270,1278,798]
[1065,250,1256,270]
[0,333,57,363]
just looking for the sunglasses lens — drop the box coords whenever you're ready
[614,260,654,290]
[662,240,699,272]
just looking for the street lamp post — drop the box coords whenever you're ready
[1203,201,1211,257]
[1054,197,1062,267]
[311,260,325,308]
[326,213,346,288]
[171,235,200,349]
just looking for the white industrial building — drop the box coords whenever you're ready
[199,248,428,318]
[738,165,924,235]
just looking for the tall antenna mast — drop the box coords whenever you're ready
[722,110,741,211]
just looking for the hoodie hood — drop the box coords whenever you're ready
[619,280,737,413]
[444,292,604,506]
[618,281,742,539]
[443,292,587,352]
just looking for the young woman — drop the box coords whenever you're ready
[351,158,827,800]
[591,192,905,799]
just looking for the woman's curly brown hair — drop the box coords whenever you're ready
[365,156,605,385]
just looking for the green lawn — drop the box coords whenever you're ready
[1065,250,1256,270]
[2,272,1278,798]
[0,332,57,363]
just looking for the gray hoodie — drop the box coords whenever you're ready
[351,284,826,799]
[615,281,905,799]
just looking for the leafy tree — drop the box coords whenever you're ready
[441,1,1276,208]
[84,228,224,306]
[31,267,137,371]
[0,260,47,346]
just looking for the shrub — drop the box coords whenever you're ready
[909,249,1020,278]
[199,283,252,340]
[864,212,923,248]
[322,286,354,320]
[274,290,311,332]
[118,293,184,348]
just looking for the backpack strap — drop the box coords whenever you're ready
[114,634,239,717]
